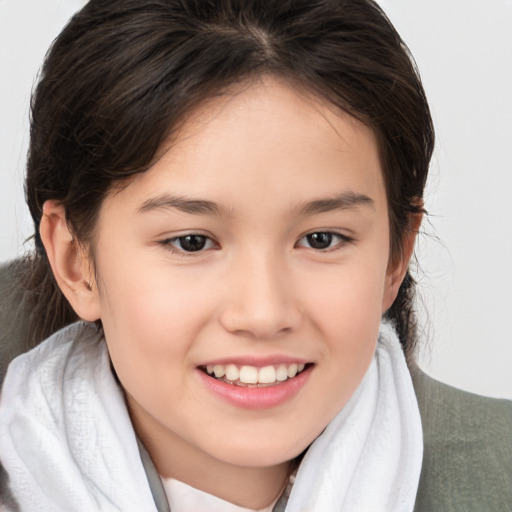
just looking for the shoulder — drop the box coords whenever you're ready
[0,321,104,511]
[411,365,512,512]
[2,321,103,392]
[0,259,31,384]
[0,257,78,385]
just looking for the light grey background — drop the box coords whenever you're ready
[1,0,511,398]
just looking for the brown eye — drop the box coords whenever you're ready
[178,235,208,251]
[164,234,216,252]
[296,232,351,251]
[306,232,333,249]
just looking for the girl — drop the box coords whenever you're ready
[0,1,510,511]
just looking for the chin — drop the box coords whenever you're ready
[209,435,311,468]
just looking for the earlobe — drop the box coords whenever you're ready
[382,212,423,312]
[39,200,101,321]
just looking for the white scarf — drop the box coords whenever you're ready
[0,321,422,512]
[285,321,423,511]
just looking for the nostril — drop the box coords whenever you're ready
[219,308,302,340]
[218,271,302,338]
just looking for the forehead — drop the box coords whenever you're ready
[103,77,385,218]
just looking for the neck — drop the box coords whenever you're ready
[129,399,291,509]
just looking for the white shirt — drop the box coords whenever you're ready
[161,477,278,512]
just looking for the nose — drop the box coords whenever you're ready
[219,251,302,339]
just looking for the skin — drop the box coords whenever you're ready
[40,77,416,508]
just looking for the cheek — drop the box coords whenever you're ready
[299,261,385,395]
[95,259,224,401]
[99,275,207,356]
[302,260,386,332]
[97,279,202,421]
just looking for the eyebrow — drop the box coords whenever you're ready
[137,191,374,217]
[137,194,229,216]
[297,192,375,216]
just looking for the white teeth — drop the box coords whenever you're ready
[239,366,258,384]
[258,365,277,384]
[276,365,288,381]
[205,362,307,384]
[213,365,225,378]
[287,363,298,378]
[225,364,239,381]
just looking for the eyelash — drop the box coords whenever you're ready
[295,231,353,251]
[159,234,218,254]
[159,231,353,254]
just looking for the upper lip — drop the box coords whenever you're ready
[197,355,311,368]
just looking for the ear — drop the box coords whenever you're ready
[381,212,423,312]
[39,200,101,321]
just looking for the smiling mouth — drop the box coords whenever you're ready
[199,362,311,388]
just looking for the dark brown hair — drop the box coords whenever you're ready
[22,0,434,356]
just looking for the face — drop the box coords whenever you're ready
[90,78,402,478]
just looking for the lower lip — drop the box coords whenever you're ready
[196,366,313,410]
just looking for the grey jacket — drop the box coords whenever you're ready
[1,260,511,511]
